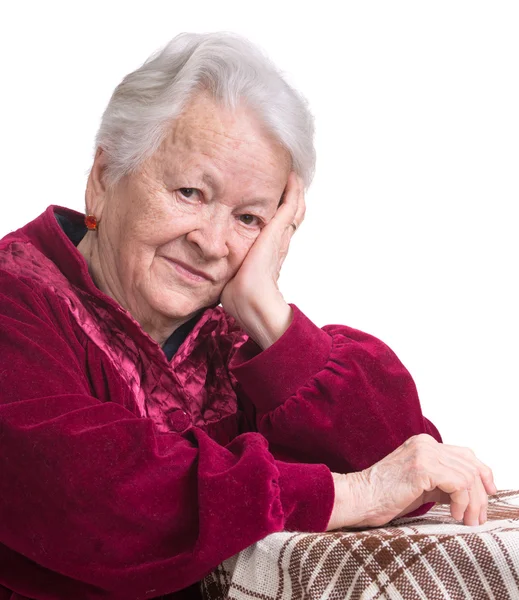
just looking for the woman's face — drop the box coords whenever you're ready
[86,93,291,334]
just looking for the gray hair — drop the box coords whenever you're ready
[95,32,316,189]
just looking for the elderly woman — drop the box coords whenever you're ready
[0,33,495,600]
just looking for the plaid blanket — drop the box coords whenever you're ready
[201,490,519,600]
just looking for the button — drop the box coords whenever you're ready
[168,410,191,432]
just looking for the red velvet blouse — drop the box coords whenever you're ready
[0,207,441,599]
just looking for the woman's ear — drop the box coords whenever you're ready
[85,147,109,217]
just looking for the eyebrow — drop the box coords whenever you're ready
[201,172,221,190]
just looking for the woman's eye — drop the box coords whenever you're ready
[239,214,260,227]
[179,188,198,199]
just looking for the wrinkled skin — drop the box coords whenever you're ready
[79,92,302,347]
[327,434,497,530]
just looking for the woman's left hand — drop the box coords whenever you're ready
[220,172,305,349]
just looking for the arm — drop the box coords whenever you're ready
[0,271,334,598]
[219,173,493,527]
[219,172,440,475]
[225,307,496,530]
[230,304,441,475]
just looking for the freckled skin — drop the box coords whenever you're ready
[79,93,290,345]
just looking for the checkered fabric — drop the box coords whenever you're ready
[201,490,519,600]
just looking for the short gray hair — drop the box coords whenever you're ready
[95,32,316,189]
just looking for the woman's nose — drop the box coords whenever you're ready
[186,218,230,260]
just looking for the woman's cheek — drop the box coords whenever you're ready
[235,221,261,243]
[233,230,257,260]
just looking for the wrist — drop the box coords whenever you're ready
[327,471,372,531]
[235,294,292,350]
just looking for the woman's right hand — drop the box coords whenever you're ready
[327,433,497,531]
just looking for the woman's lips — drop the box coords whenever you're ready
[163,257,212,282]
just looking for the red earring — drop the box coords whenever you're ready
[85,215,98,231]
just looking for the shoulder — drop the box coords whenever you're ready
[0,236,70,307]
[0,205,91,310]
[0,234,87,353]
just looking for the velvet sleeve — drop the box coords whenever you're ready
[0,273,334,599]
[229,304,442,515]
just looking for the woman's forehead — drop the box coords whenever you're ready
[155,93,290,175]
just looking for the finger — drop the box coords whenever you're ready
[471,459,496,496]
[435,456,480,522]
[444,446,497,495]
[460,457,495,497]
[449,489,470,522]
[434,477,470,521]
[478,476,489,525]
[462,475,486,527]
[434,450,490,499]
[425,486,486,526]
[292,175,306,229]
[476,474,489,525]
[437,455,486,526]
[430,462,473,521]
[278,172,299,227]
[275,172,305,237]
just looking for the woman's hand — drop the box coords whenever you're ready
[220,172,305,349]
[327,434,497,531]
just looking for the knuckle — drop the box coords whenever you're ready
[464,471,478,488]
[459,475,472,490]
[405,433,433,448]
[461,447,476,459]
[481,465,493,479]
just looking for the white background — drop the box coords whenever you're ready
[1,1,517,488]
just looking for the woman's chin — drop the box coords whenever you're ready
[149,290,217,321]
